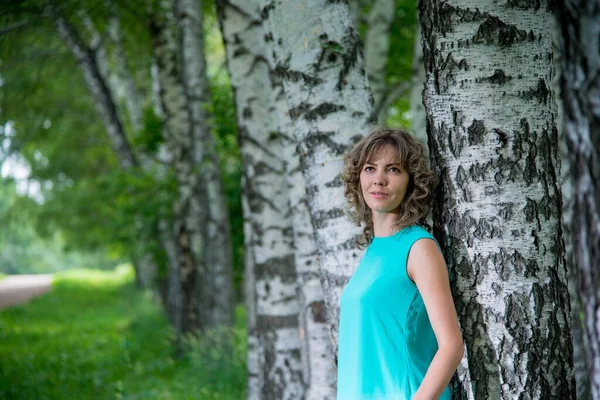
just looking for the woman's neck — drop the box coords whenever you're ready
[372,211,400,237]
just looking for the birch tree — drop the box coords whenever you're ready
[175,0,234,328]
[262,0,373,351]
[220,1,339,396]
[218,1,307,398]
[555,1,600,398]
[418,1,574,398]
[148,0,205,333]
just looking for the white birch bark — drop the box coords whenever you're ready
[283,128,338,399]
[262,0,372,351]
[555,2,600,398]
[107,2,144,133]
[150,58,185,337]
[175,0,234,328]
[218,1,306,398]
[364,0,395,119]
[148,0,203,333]
[418,1,574,398]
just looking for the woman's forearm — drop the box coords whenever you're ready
[412,344,464,400]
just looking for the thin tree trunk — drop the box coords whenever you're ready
[175,0,234,329]
[148,0,202,334]
[54,12,136,169]
[107,1,144,133]
[419,1,574,398]
[283,128,338,399]
[262,0,373,353]
[364,0,395,122]
[555,1,600,398]
[218,2,305,398]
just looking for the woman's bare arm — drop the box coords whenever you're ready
[407,238,464,400]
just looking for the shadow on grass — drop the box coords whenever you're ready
[0,265,247,400]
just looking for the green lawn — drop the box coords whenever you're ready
[0,266,247,399]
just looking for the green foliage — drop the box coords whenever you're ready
[0,179,120,274]
[385,0,418,129]
[209,68,245,301]
[354,0,418,129]
[0,265,247,399]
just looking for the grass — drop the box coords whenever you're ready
[0,265,247,399]
[0,273,6,281]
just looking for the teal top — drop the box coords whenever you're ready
[336,225,451,400]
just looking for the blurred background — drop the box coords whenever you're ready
[0,0,418,398]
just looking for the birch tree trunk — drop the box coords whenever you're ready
[54,13,136,169]
[148,0,204,334]
[283,125,338,399]
[262,0,373,351]
[175,0,234,328]
[419,1,574,398]
[106,2,144,134]
[555,2,600,398]
[150,60,185,338]
[218,2,306,398]
[364,0,395,121]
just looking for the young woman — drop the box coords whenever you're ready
[337,127,463,400]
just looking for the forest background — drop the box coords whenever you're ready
[0,0,598,399]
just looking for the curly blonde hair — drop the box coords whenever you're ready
[342,126,436,248]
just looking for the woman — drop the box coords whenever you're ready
[337,127,463,400]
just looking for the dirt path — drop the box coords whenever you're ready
[0,275,53,310]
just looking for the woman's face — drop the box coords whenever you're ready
[359,145,410,215]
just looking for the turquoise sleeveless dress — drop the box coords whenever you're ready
[336,225,451,400]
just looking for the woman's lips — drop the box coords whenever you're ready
[371,192,388,199]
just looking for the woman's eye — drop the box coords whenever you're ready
[389,167,400,173]
[364,166,374,172]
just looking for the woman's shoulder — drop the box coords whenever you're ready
[399,224,433,239]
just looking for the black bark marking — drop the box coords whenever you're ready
[494,128,509,147]
[254,254,298,283]
[477,69,513,85]
[468,161,491,183]
[519,78,550,104]
[311,208,345,229]
[309,301,328,323]
[467,119,486,146]
[507,0,543,10]
[448,126,466,158]
[288,102,346,121]
[275,56,322,86]
[523,197,542,231]
[325,174,343,188]
[297,130,350,157]
[473,16,533,47]
[261,2,275,19]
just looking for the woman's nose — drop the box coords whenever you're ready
[373,171,387,186]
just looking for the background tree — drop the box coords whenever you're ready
[419,0,574,398]
[262,0,374,351]
[555,1,600,398]
[217,1,304,398]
